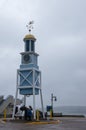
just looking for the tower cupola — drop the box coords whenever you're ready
[23,34,36,52]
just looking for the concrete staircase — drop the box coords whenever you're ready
[0,95,14,114]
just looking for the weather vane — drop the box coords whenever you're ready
[26,21,34,33]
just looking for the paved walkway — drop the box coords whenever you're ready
[0,117,86,130]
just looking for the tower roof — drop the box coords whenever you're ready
[23,34,36,41]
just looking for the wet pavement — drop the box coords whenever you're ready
[0,117,86,130]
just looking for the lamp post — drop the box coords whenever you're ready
[51,93,57,116]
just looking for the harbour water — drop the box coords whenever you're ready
[54,106,86,116]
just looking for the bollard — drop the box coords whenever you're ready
[4,109,6,121]
[50,109,53,120]
[36,110,40,121]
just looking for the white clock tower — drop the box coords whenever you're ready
[12,22,45,120]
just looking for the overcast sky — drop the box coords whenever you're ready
[0,0,86,108]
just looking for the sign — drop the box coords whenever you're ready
[46,106,52,112]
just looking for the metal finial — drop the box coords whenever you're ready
[26,21,34,33]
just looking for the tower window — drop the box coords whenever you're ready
[31,40,34,51]
[25,40,30,51]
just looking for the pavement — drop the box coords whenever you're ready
[0,117,86,130]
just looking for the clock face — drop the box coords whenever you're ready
[23,54,31,63]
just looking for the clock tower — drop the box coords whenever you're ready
[12,22,45,120]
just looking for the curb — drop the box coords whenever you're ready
[26,120,60,125]
[0,119,6,124]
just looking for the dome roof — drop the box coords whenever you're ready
[23,34,36,41]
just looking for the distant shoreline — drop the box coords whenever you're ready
[53,112,85,118]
